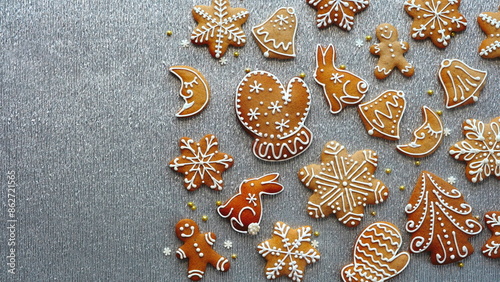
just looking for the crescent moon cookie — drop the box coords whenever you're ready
[175,219,230,281]
[369,23,415,80]
[438,59,487,109]
[217,173,284,234]
[405,171,483,265]
[191,0,249,58]
[169,66,210,118]
[307,0,370,31]
[235,70,312,161]
[478,8,500,59]
[252,7,297,59]
[298,141,389,227]
[449,117,500,183]
[257,222,320,281]
[169,134,234,191]
[341,222,410,282]
[482,211,500,259]
[358,90,406,141]
[397,106,444,158]
[404,0,467,48]
[314,44,368,114]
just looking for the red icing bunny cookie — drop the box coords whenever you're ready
[218,173,284,234]
[175,219,230,280]
[370,23,414,79]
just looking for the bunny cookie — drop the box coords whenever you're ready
[218,173,284,234]
[314,44,368,114]
[370,23,415,79]
[175,219,230,280]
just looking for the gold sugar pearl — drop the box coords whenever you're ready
[427,90,434,95]
[216,201,222,206]
[414,161,421,166]
[244,68,251,73]
[365,35,372,41]
[234,51,240,57]
[187,202,194,207]
[385,168,392,174]
[313,231,320,237]
[436,110,443,116]
[458,262,464,267]
[371,211,377,216]
[451,32,456,37]
[399,185,406,191]
[475,215,480,220]
[299,72,306,78]
[202,215,208,221]
[191,205,197,211]
[339,65,346,70]
[231,254,238,259]
[166,30,173,36]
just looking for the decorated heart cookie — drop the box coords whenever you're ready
[438,59,487,109]
[169,66,210,118]
[191,0,249,58]
[341,222,410,282]
[404,0,467,48]
[358,90,406,141]
[307,0,370,31]
[482,211,500,259]
[298,141,388,227]
[235,70,312,161]
[406,171,483,265]
[314,44,368,114]
[257,221,320,281]
[397,106,443,158]
[169,134,234,191]
[217,173,284,234]
[175,219,230,280]
[252,7,297,59]
[478,8,500,59]
[449,117,500,183]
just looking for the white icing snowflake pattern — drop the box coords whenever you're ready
[447,176,456,184]
[268,101,282,114]
[311,240,319,248]
[443,128,451,136]
[163,247,171,256]
[308,0,370,30]
[247,108,260,121]
[180,40,190,48]
[330,73,344,83]
[246,193,257,206]
[219,57,228,65]
[355,39,364,47]
[275,119,290,132]
[250,80,264,93]
[224,240,233,249]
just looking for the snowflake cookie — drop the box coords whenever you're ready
[169,134,234,191]
[235,70,312,161]
[175,219,230,280]
[449,117,500,183]
[341,222,410,282]
[298,141,388,227]
[218,173,284,234]
[307,0,370,31]
[191,0,249,58]
[257,221,320,281]
[314,44,368,114]
[478,8,500,59]
[482,211,500,259]
[404,0,467,48]
[406,171,483,265]
[169,66,210,118]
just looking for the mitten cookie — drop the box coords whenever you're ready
[482,211,500,259]
[478,8,500,59]
[175,219,230,280]
[370,23,414,79]
[169,66,210,118]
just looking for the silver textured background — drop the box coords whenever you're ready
[1,0,499,281]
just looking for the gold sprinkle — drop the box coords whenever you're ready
[451,32,456,37]
[191,205,197,211]
[166,30,173,36]
[385,168,392,174]
[427,90,434,95]
[414,161,421,166]
[244,68,251,73]
[399,185,405,191]
[202,215,208,221]
[365,35,372,41]
[436,110,443,116]
[234,51,240,57]
[216,201,222,206]
[313,231,320,237]
[475,215,480,220]
[299,72,306,78]
[187,202,194,207]
[231,254,237,259]
[371,211,377,216]
[458,262,464,267]
[339,65,346,70]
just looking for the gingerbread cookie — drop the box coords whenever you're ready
[404,0,467,48]
[217,173,284,234]
[478,8,500,59]
[438,59,488,109]
[341,222,410,282]
[369,23,414,79]
[397,106,443,158]
[406,171,483,265]
[449,117,500,183]
[257,221,320,281]
[298,141,388,227]
[307,0,369,30]
[252,7,297,59]
[169,66,210,118]
[235,70,312,161]
[169,134,234,191]
[191,0,249,58]
[175,219,230,280]
[482,211,500,259]
[358,90,406,141]
[315,44,368,114]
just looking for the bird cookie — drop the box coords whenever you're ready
[175,219,230,280]
[482,211,500,259]
[169,66,210,118]
[370,23,414,79]
[478,8,500,59]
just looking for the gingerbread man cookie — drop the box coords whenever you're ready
[175,219,230,280]
[191,0,249,58]
[478,8,500,59]
[370,23,414,79]
[482,211,500,259]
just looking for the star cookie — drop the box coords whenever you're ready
[404,0,467,48]
[478,8,500,59]
[307,0,370,31]
[169,134,234,191]
[191,0,249,58]
[482,211,500,259]
[298,141,388,227]
[257,221,320,281]
[449,117,500,183]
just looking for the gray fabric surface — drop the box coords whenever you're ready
[1,0,499,281]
